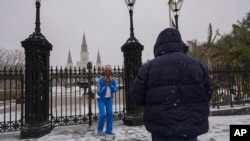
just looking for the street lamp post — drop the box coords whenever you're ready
[126,0,136,42]
[168,0,189,53]
[168,0,183,30]
[121,0,144,126]
[20,0,53,138]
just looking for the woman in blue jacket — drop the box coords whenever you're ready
[96,64,118,135]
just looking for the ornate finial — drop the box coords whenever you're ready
[35,0,41,34]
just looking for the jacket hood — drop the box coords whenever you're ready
[154,28,183,57]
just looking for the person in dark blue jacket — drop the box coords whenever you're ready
[129,28,213,141]
[96,64,118,135]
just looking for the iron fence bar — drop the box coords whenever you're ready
[241,68,245,106]
[60,68,63,123]
[217,67,223,109]
[9,69,12,129]
[50,67,53,129]
[14,69,18,128]
[228,67,233,108]
[20,69,24,132]
[74,69,76,122]
[69,68,72,117]
[87,62,92,127]
[78,69,82,120]
[3,68,7,132]
[65,70,68,125]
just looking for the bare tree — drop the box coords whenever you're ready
[0,48,25,69]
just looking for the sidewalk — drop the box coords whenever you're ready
[1,121,152,141]
[1,115,250,141]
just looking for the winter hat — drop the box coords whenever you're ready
[104,64,112,71]
[153,28,183,57]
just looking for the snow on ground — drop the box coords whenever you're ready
[0,115,249,141]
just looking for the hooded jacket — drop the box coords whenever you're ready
[97,76,118,98]
[129,28,213,137]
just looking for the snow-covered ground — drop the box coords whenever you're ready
[0,115,249,141]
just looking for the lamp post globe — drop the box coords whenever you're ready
[125,0,136,8]
[169,0,183,13]
[168,0,183,30]
[168,0,188,53]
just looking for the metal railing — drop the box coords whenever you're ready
[209,66,250,109]
[49,66,125,127]
[1,66,250,133]
[0,68,24,132]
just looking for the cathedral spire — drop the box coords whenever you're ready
[96,49,102,68]
[81,33,88,52]
[66,49,73,69]
[67,50,73,64]
[96,49,101,64]
[77,32,89,68]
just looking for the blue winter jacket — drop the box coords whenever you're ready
[97,76,118,98]
[129,28,213,137]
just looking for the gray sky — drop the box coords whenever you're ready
[0,0,250,67]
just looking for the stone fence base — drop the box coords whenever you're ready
[210,107,250,116]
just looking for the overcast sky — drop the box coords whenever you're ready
[0,0,250,67]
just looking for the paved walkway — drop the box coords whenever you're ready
[1,121,152,141]
[1,115,250,141]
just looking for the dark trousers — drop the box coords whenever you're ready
[152,134,198,141]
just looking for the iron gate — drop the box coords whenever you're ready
[0,66,125,133]
[0,67,24,132]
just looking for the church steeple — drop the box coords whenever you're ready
[96,49,101,64]
[81,33,88,52]
[67,50,73,64]
[66,49,73,69]
[77,32,89,68]
[96,49,102,68]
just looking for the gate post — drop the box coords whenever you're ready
[121,42,144,126]
[20,0,53,138]
[121,1,144,126]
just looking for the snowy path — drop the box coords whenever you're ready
[0,115,249,141]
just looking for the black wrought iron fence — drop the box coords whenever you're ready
[209,66,250,109]
[0,67,24,133]
[49,66,125,127]
[2,65,250,133]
